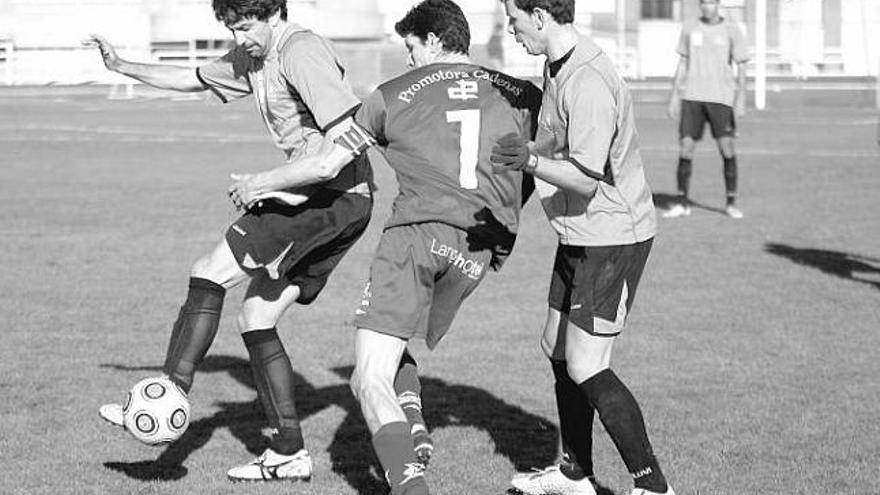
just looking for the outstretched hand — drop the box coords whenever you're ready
[228,174,310,211]
[82,34,121,71]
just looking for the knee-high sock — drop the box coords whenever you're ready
[373,422,429,495]
[551,360,594,479]
[676,158,693,202]
[242,328,304,455]
[162,277,225,393]
[395,351,427,433]
[579,369,667,492]
[723,156,738,204]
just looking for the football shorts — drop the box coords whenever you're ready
[548,238,653,337]
[225,189,372,304]
[354,222,493,349]
[679,99,736,140]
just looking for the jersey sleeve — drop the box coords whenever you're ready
[564,69,616,182]
[729,22,750,63]
[280,33,361,132]
[353,89,387,145]
[675,23,690,57]
[196,47,252,103]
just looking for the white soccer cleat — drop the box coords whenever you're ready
[725,205,744,219]
[510,465,597,495]
[98,403,125,427]
[631,487,676,495]
[661,203,692,218]
[227,448,312,482]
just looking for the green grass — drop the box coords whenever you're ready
[1,86,878,495]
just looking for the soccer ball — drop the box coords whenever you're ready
[122,376,191,445]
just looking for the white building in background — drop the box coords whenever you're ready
[0,0,876,85]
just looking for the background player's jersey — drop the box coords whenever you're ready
[355,63,541,265]
[676,17,749,107]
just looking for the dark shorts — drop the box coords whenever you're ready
[354,222,493,349]
[225,189,372,305]
[548,238,653,337]
[680,99,736,141]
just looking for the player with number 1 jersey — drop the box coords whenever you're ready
[356,64,541,263]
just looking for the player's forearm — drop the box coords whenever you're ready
[530,155,598,198]
[253,148,354,192]
[111,60,205,92]
[735,62,747,102]
[669,59,686,100]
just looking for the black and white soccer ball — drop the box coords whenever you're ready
[122,376,191,445]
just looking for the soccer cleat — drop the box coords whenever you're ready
[631,487,676,495]
[227,448,312,482]
[399,391,434,465]
[99,403,125,427]
[725,205,744,219]
[661,203,691,218]
[510,465,597,495]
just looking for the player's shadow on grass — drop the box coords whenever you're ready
[100,358,559,493]
[653,192,726,215]
[765,243,880,290]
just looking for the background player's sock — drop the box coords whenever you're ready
[723,156,738,205]
[579,369,667,493]
[676,157,693,204]
[373,422,429,495]
[551,360,594,480]
[242,328,304,455]
[395,350,432,464]
[162,277,225,393]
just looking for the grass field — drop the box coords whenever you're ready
[1,85,878,495]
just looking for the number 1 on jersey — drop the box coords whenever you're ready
[446,109,480,189]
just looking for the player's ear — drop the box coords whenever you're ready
[425,32,442,54]
[531,7,548,30]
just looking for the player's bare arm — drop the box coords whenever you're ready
[83,34,205,92]
[490,132,598,198]
[668,56,687,120]
[734,60,747,118]
[228,118,375,208]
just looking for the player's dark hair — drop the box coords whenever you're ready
[212,0,287,24]
[395,0,470,55]
[509,0,574,24]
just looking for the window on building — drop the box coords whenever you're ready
[642,0,674,20]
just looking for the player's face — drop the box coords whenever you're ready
[226,16,273,59]
[502,0,546,56]
[700,0,720,19]
[404,34,433,68]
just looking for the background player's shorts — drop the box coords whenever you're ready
[225,189,372,305]
[680,99,736,140]
[548,238,653,337]
[354,222,493,349]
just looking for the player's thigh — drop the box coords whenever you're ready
[679,99,708,142]
[423,226,494,349]
[565,239,653,339]
[226,190,371,303]
[352,328,408,433]
[706,102,736,142]
[544,244,580,358]
[191,238,250,289]
[237,274,302,332]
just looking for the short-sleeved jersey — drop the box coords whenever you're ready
[355,63,541,268]
[534,35,656,247]
[676,17,750,107]
[197,23,371,194]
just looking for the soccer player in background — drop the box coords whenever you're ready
[85,0,427,482]
[664,0,750,219]
[492,1,675,494]
[227,1,541,492]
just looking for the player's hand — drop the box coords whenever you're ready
[252,190,310,207]
[490,132,532,172]
[82,34,121,72]
[667,97,681,120]
[228,173,263,211]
